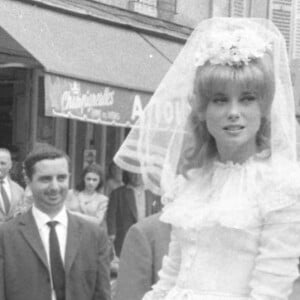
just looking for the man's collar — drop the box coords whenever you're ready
[32,205,68,230]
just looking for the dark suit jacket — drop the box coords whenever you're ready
[0,209,111,300]
[106,185,161,257]
[0,178,24,224]
[115,213,171,300]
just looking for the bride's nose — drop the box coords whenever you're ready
[227,100,241,121]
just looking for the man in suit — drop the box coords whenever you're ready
[106,171,161,257]
[0,148,24,224]
[115,213,171,300]
[0,144,111,300]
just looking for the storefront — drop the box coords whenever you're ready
[0,0,184,186]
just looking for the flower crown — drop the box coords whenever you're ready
[195,28,272,67]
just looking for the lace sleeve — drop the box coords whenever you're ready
[142,227,181,300]
[249,199,300,300]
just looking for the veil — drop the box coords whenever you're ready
[114,18,297,196]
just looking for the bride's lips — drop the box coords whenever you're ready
[223,125,245,133]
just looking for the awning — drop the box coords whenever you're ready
[0,0,184,127]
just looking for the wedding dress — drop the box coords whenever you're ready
[143,153,300,300]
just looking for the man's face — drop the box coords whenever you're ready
[0,151,12,179]
[128,173,143,187]
[28,157,69,217]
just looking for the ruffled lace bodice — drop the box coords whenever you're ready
[143,155,300,300]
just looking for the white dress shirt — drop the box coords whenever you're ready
[132,185,146,221]
[0,176,12,213]
[32,205,68,300]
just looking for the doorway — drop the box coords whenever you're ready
[0,83,13,148]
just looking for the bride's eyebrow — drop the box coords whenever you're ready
[241,91,257,96]
[212,93,226,97]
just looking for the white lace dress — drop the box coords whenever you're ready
[143,155,300,300]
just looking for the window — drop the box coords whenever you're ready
[128,0,158,17]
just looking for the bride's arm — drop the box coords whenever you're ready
[249,199,300,300]
[142,227,181,300]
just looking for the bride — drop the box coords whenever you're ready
[114,18,300,300]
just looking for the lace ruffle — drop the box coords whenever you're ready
[160,156,300,230]
[143,287,249,300]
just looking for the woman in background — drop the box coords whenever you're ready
[67,163,109,229]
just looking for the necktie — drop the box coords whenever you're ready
[0,180,10,214]
[47,221,65,300]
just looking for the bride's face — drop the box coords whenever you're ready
[204,82,262,161]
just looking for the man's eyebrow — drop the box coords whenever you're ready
[38,175,51,179]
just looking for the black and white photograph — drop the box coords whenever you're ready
[0,1,300,300]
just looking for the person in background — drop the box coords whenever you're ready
[104,161,123,197]
[0,148,24,224]
[9,145,26,188]
[66,163,109,229]
[0,143,111,300]
[115,213,171,300]
[106,171,161,257]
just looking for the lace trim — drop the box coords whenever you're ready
[143,287,249,300]
[160,157,300,230]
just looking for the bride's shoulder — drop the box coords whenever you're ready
[255,156,300,213]
[161,168,205,205]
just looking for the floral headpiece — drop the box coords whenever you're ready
[195,28,272,67]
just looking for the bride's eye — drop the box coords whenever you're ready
[212,96,227,104]
[241,95,256,103]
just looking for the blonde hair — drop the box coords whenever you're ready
[181,52,275,174]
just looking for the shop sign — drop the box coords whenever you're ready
[45,74,151,127]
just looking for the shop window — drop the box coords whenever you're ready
[157,0,176,20]
[212,0,230,17]
[128,0,158,17]
[230,0,247,17]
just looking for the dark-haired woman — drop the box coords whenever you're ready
[67,163,108,228]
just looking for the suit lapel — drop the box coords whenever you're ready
[65,212,82,274]
[19,209,49,269]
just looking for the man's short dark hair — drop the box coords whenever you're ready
[24,143,70,180]
[123,171,137,185]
